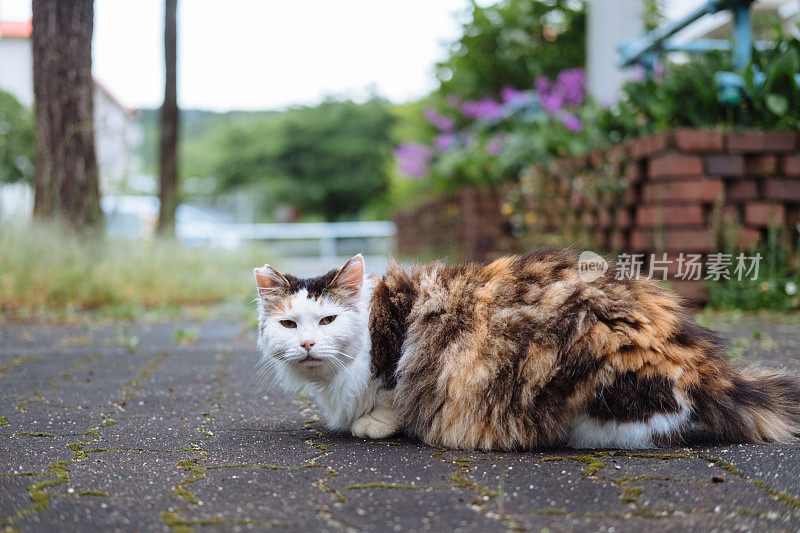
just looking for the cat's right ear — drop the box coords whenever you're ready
[254,265,289,303]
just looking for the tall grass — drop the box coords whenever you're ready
[0,222,268,319]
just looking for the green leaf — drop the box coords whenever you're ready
[765,93,788,115]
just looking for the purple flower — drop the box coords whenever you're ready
[485,137,504,156]
[555,68,586,107]
[539,93,564,113]
[423,107,456,133]
[561,113,582,132]
[501,86,527,104]
[535,76,550,96]
[434,134,456,151]
[461,98,505,121]
[535,68,587,113]
[631,62,665,83]
[395,143,432,178]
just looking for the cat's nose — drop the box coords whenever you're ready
[300,340,316,352]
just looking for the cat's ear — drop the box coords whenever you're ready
[332,254,364,297]
[254,264,289,302]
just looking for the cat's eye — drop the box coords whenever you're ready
[279,320,297,328]
[319,315,337,325]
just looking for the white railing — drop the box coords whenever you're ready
[229,221,396,260]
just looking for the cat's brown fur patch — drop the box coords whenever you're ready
[367,247,800,450]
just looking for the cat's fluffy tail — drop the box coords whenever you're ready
[691,366,800,443]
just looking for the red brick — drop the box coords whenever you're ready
[737,228,762,250]
[615,209,631,227]
[721,205,740,224]
[783,155,800,176]
[764,179,800,201]
[727,131,797,152]
[665,229,714,252]
[674,129,724,152]
[630,230,654,251]
[609,231,627,250]
[598,210,612,228]
[592,229,607,247]
[744,202,786,226]
[625,162,643,183]
[628,229,714,253]
[726,180,759,202]
[649,153,704,179]
[631,132,671,159]
[589,149,604,169]
[745,155,777,175]
[635,205,704,227]
[642,179,724,203]
[606,145,626,174]
[705,155,745,176]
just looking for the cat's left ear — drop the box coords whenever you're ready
[254,264,289,302]
[332,254,364,297]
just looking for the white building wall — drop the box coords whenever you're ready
[94,89,143,194]
[586,0,644,106]
[0,36,32,105]
[0,33,142,197]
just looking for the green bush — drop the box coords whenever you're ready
[436,0,585,100]
[0,89,35,183]
[601,30,800,139]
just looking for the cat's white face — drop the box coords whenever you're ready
[254,256,371,390]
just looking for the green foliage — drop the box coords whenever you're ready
[213,98,395,221]
[707,228,800,311]
[642,0,666,31]
[0,89,35,183]
[436,0,585,100]
[601,32,800,139]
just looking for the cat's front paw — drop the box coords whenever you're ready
[351,412,398,439]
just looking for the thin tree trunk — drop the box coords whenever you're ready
[157,0,179,235]
[31,0,102,230]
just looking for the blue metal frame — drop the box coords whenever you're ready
[617,0,800,105]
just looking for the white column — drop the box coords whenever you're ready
[587,0,644,105]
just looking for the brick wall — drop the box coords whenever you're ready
[393,129,800,302]
[394,186,513,261]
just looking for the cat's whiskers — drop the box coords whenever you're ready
[248,358,282,393]
[327,356,355,381]
[331,349,356,360]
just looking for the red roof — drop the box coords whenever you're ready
[0,20,32,39]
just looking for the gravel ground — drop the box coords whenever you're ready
[1,315,799,532]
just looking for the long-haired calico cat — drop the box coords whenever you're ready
[253,248,800,450]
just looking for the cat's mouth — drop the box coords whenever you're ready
[297,355,322,366]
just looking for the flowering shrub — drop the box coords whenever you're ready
[395,26,800,192]
[395,68,603,191]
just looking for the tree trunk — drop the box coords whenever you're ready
[31,0,102,230]
[157,0,179,235]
